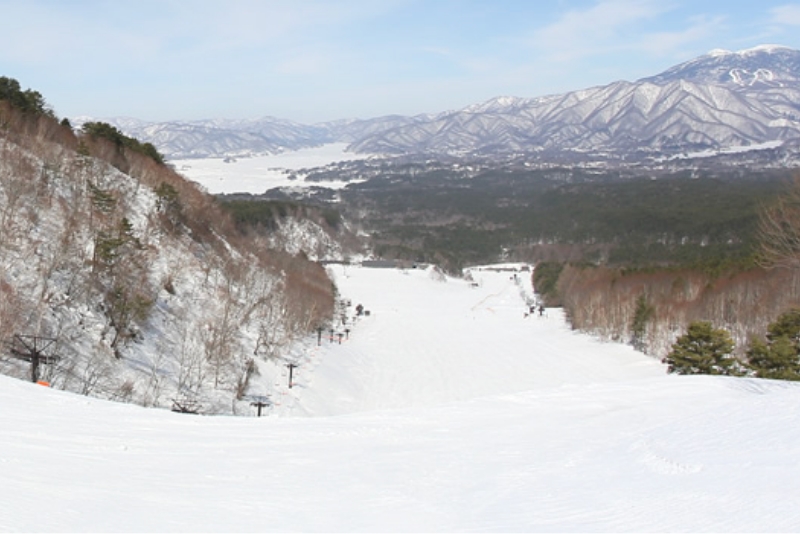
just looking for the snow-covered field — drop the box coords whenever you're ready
[665,139,785,160]
[171,143,370,194]
[4,264,800,532]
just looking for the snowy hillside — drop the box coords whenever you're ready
[4,264,800,532]
[0,111,335,414]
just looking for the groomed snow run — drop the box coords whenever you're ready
[3,264,800,532]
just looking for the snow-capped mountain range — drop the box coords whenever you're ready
[81,45,800,159]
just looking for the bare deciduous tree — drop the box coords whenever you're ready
[758,176,800,269]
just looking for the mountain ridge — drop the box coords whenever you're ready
[80,45,800,160]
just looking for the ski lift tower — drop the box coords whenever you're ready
[7,335,61,383]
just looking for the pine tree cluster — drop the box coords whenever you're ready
[663,309,800,380]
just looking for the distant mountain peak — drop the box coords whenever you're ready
[707,44,793,57]
[707,48,732,57]
[640,44,800,88]
[461,96,530,114]
[738,44,794,55]
[94,45,800,160]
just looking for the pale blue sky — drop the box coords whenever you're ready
[1,0,799,123]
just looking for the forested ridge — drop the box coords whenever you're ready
[315,165,790,273]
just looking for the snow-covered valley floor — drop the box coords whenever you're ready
[172,143,369,194]
[3,265,800,532]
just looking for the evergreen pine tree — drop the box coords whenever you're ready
[745,337,771,373]
[745,308,800,380]
[630,293,655,353]
[662,321,738,375]
[766,308,800,340]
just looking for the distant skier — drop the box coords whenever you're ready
[538,304,545,317]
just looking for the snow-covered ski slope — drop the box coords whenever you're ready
[282,264,664,417]
[3,264,800,532]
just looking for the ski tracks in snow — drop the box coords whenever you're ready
[282,265,664,417]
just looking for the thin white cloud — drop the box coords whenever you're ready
[161,0,408,53]
[737,3,800,49]
[528,0,674,61]
[637,15,727,57]
[0,0,406,69]
[768,4,800,25]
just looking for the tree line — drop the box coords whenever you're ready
[80,121,165,166]
[659,176,800,380]
[533,174,800,382]
[0,76,52,117]
[331,165,790,273]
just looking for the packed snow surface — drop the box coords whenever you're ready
[172,143,369,194]
[4,265,800,532]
